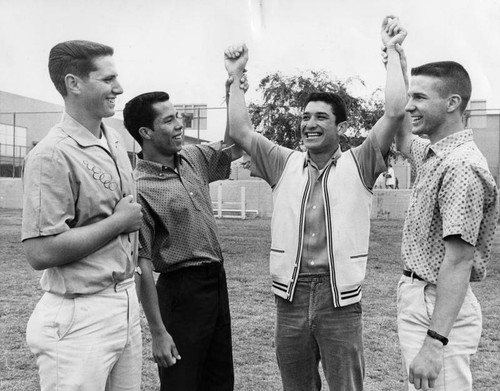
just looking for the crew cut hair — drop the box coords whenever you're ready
[302,92,348,125]
[411,61,472,113]
[123,91,171,146]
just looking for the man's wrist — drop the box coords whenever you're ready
[227,70,245,79]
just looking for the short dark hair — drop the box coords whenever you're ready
[302,92,348,125]
[411,61,472,113]
[48,40,114,97]
[123,91,171,146]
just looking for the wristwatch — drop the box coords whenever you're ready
[427,329,449,346]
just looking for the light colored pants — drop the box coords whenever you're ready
[397,275,482,391]
[26,279,142,391]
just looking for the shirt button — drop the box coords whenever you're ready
[310,261,315,266]
[311,233,316,237]
[312,205,317,209]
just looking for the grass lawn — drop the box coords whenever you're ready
[1,208,499,390]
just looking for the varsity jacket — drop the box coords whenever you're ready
[270,149,373,307]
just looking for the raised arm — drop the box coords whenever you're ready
[23,195,142,270]
[224,44,255,155]
[223,75,247,161]
[392,45,413,157]
[371,16,408,156]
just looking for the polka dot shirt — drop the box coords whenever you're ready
[402,129,499,283]
[135,142,232,273]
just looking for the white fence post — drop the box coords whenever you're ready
[240,187,246,219]
[217,183,223,219]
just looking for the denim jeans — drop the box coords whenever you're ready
[26,279,142,391]
[397,275,482,391]
[275,273,364,391]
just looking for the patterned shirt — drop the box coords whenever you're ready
[135,142,232,273]
[22,113,137,295]
[402,129,499,283]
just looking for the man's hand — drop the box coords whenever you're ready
[152,329,181,367]
[224,43,248,77]
[409,338,443,390]
[381,15,407,48]
[113,195,143,234]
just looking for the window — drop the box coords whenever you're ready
[174,104,207,130]
[0,123,27,157]
[0,123,27,177]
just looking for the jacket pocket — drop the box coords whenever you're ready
[269,249,294,283]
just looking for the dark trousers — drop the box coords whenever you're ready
[156,262,234,391]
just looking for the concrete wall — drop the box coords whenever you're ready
[468,100,500,185]
[209,179,411,219]
[3,177,412,220]
[0,178,23,209]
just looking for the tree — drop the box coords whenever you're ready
[248,70,385,151]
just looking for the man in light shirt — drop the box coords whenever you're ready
[22,40,143,391]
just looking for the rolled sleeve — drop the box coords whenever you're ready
[351,131,388,189]
[439,163,486,246]
[190,141,232,183]
[250,133,292,187]
[22,152,74,241]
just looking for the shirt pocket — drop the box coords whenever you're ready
[406,181,438,239]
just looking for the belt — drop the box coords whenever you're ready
[403,269,425,282]
[160,262,222,280]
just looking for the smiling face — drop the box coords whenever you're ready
[300,101,343,155]
[405,75,449,138]
[79,55,123,119]
[149,100,184,156]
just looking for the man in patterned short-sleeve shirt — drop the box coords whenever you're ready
[396,59,499,391]
[123,86,243,391]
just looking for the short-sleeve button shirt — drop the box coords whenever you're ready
[21,113,137,295]
[135,142,232,273]
[402,129,499,283]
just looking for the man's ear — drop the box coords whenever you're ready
[65,74,80,95]
[447,94,462,113]
[337,121,348,135]
[138,127,152,141]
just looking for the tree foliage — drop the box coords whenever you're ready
[248,70,385,151]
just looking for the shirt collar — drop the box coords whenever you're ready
[59,112,116,148]
[426,129,473,159]
[135,152,183,175]
[304,147,342,169]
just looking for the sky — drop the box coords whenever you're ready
[1,0,499,141]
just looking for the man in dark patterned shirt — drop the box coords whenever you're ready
[395,58,499,390]
[123,80,244,391]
